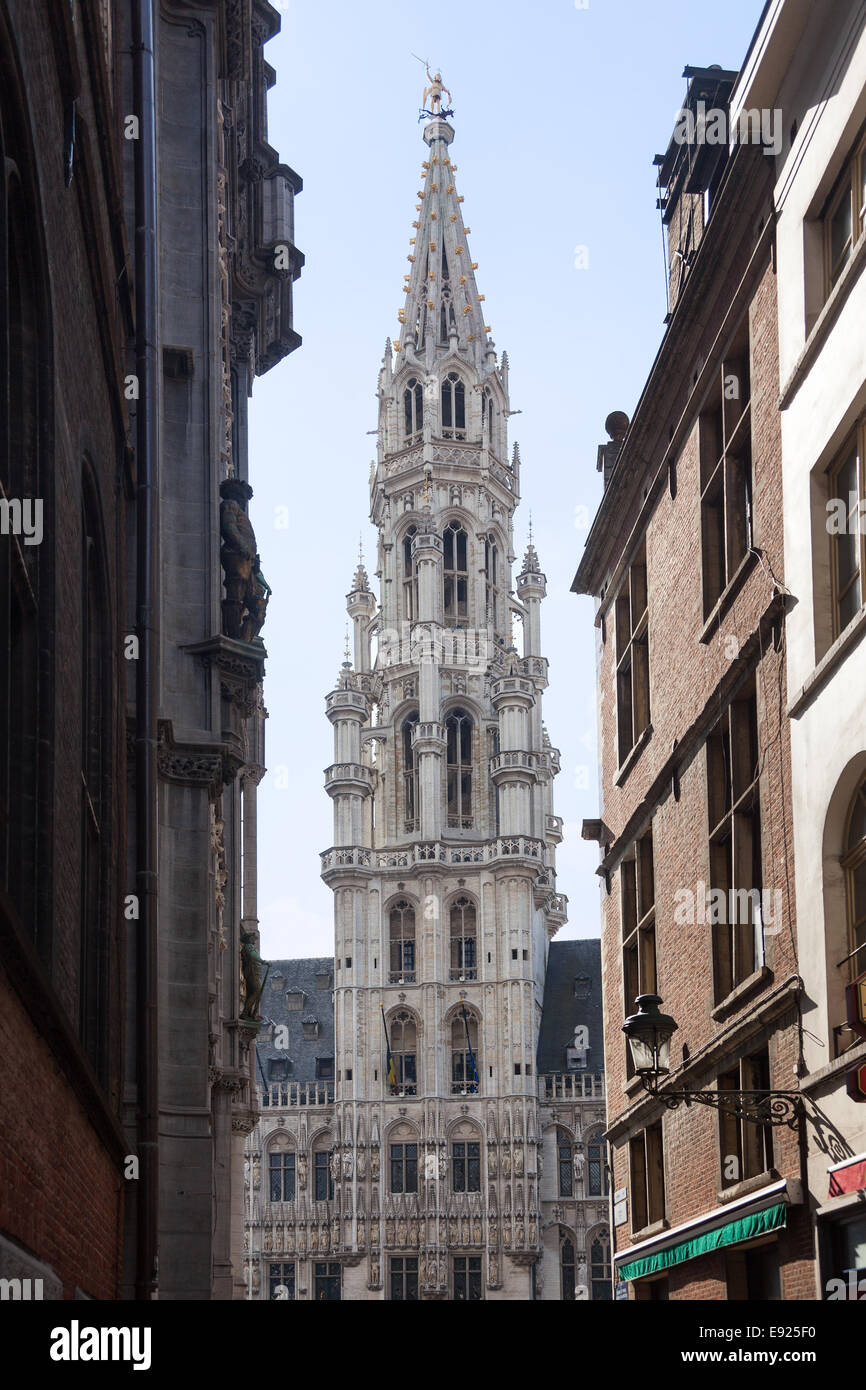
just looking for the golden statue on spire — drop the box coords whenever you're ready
[420,62,453,120]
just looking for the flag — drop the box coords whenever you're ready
[381,1005,397,1092]
[461,1005,479,1091]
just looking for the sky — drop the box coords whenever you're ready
[249,0,764,962]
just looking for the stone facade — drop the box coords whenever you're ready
[244,945,608,1300]
[0,0,302,1300]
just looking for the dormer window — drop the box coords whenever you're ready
[302,1016,319,1040]
[404,378,422,443]
[441,372,466,440]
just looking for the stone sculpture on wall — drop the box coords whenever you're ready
[219,477,272,642]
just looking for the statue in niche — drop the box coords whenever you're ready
[343,1151,353,1179]
[514,1146,524,1177]
[385,1219,395,1245]
[409,1218,419,1246]
[309,1225,318,1253]
[252,1155,261,1188]
[573,1151,585,1183]
[370,1261,380,1287]
[502,1149,511,1178]
[329,1153,340,1183]
[473,1217,482,1244]
[448,1217,458,1244]
[356,1149,366,1179]
[321,1223,330,1253]
[370,1148,380,1179]
[438,1151,448,1180]
[371,1222,380,1247]
[239,931,269,1021]
[529,1218,537,1244]
[419,1251,427,1285]
[516,1218,525,1246]
[219,477,272,642]
[487,1148,497,1178]
[397,1217,407,1247]
[297,1154,307,1189]
[503,1216,512,1248]
[251,1264,260,1293]
[489,1250,499,1285]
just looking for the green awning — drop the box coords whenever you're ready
[618,1201,788,1281]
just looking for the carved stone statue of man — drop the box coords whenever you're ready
[239,931,269,1021]
[219,477,271,642]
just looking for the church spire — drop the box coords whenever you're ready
[396,75,492,371]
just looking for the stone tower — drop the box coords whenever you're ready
[320,103,568,1300]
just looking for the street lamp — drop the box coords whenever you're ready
[622,994,803,1129]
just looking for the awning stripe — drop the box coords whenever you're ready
[619,1202,787,1281]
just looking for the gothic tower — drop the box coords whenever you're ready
[321,97,568,1300]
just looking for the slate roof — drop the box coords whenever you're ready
[536,938,604,1075]
[255,956,335,1089]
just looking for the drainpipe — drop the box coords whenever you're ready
[132,0,159,1300]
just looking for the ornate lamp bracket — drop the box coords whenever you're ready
[639,1078,804,1130]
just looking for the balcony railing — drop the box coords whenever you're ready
[539,1072,605,1101]
[449,967,477,981]
[262,1082,335,1108]
[388,971,416,984]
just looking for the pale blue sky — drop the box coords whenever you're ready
[249,0,763,960]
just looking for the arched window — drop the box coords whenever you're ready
[449,896,477,980]
[451,1130,481,1192]
[268,1136,296,1203]
[402,525,418,621]
[389,899,416,983]
[404,377,422,442]
[441,371,465,439]
[558,1128,574,1197]
[590,1231,612,1300]
[450,1009,480,1093]
[445,708,473,828]
[843,778,866,979]
[443,521,468,625]
[484,534,499,629]
[401,713,419,833]
[561,1236,576,1301]
[390,1010,417,1095]
[587,1132,609,1196]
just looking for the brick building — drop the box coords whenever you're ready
[0,0,302,1299]
[573,57,815,1298]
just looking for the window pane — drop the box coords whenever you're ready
[831,187,853,279]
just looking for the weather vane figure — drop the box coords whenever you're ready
[418,60,453,121]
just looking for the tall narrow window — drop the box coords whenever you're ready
[615,541,650,765]
[558,1128,574,1197]
[450,1012,480,1093]
[389,899,416,983]
[587,1132,609,1196]
[629,1121,665,1232]
[404,377,422,442]
[843,777,866,980]
[452,1140,481,1192]
[446,707,473,827]
[390,1257,419,1301]
[828,421,865,637]
[823,132,866,297]
[402,524,418,621]
[699,334,752,616]
[449,896,477,980]
[390,1142,418,1193]
[452,1255,482,1300]
[314,1149,334,1202]
[561,1237,576,1301]
[622,828,656,1078]
[484,534,499,629]
[707,681,761,1001]
[482,387,496,450]
[441,371,466,439]
[590,1232,612,1300]
[313,1263,341,1300]
[269,1149,296,1202]
[401,713,419,833]
[390,1011,417,1096]
[719,1047,773,1188]
[443,521,468,624]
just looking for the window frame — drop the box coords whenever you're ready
[449,895,477,980]
[842,778,866,982]
[441,371,466,440]
[718,1047,774,1189]
[443,520,469,625]
[451,1139,481,1193]
[389,1141,419,1194]
[313,1148,334,1203]
[629,1121,665,1233]
[404,377,423,443]
[823,130,866,299]
[388,898,416,984]
[615,541,650,765]
[827,420,865,639]
[707,681,762,1002]
[445,706,473,828]
[621,827,656,1076]
[699,337,752,617]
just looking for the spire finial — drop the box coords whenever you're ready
[343,623,351,666]
[359,533,364,567]
[528,511,533,546]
